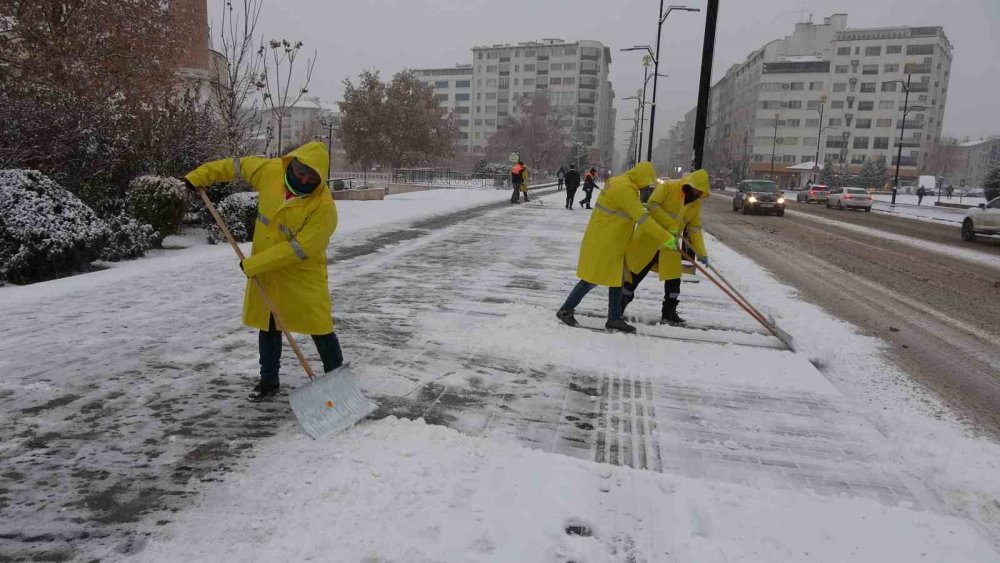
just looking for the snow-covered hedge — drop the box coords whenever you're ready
[126,175,188,241]
[0,169,109,284]
[99,212,160,262]
[207,191,258,244]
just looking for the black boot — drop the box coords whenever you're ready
[556,309,579,327]
[605,318,636,333]
[248,380,280,402]
[661,299,686,326]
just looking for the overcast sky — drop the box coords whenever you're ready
[241,0,999,155]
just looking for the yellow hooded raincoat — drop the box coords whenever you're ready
[625,169,711,281]
[575,162,672,287]
[185,141,338,335]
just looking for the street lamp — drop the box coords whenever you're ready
[770,112,779,180]
[812,95,827,182]
[623,3,699,162]
[883,73,928,206]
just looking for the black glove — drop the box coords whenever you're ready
[239,260,247,275]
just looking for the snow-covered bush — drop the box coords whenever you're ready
[0,169,109,284]
[126,175,188,240]
[99,213,160,262]
[207,191,258,244]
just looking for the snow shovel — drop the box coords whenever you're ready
[198,189,376,439]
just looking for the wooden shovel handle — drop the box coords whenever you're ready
[198,188,316,379]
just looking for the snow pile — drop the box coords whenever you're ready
[0,169,109,284]
[126,175,188,240]
[206,191,258,244]
[140,416,997,562]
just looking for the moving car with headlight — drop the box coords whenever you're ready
[732,180,785,216]
[796,184,830,203]
[961,196,1000,242]
[826,187,874,211]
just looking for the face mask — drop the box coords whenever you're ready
[285,161,321,196]
[683,187,700,205]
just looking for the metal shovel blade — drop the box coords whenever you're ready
[767,314,797,352]
[289,364,376,439]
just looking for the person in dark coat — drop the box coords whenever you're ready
[916,185,926,205]
[557,166,566,191]
[579,168,597,209]
[564,164,581,209]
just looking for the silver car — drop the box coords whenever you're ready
[826,187,873,211]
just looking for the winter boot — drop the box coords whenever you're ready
[556,309,579,327]
[605,318,637,334]
[247,380,280,402]
[661,299,686,326]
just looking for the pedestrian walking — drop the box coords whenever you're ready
[947,185,954,199]
[555,162,674,333]
[557,166,566,191]
[510,161,529,203]
[579,167,597,209]
[183,141,342,402]
[917,185,926,205]
[564,164,581,209]
[621,170,711,325]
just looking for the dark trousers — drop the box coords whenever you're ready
[510,183,527,202]
[259,315,343,383]
[622,254,682,316]
[565,187,578,208]
[560,280,624,321]
[558,179,564,191]
[580,188,593,207]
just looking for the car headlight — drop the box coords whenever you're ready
[747,196,757,203]
[777,197,785,204]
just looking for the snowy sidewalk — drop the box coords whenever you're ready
[133,193,1000,561]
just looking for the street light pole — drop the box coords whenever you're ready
[770,112,779,180]
[891,74,912,207]
[650,3,701,162]
[813,95,826,181]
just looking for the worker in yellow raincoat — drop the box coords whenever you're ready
[555,161,675,333]
[622,169,711,325]
[183,141,340,402]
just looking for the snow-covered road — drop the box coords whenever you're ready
[3,188,1000,561]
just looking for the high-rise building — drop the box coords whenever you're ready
[415,39,615,166]
[666,14,953,187]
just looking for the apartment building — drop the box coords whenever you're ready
[938,138,1000,188]
[667,14,953,187]
[412,65,474,150]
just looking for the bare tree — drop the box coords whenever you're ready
[486,95,571,173]
[256,38,316,154]
[209,0,265,156]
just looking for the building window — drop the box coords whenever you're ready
[485,92,497,100]
[789,82,804,91]
[874,137,890,149]
[563,77,576,85]
[860,82,876,93]
[487,52,498,59]
[884,63,899,73]
[787,100,802,109]
[783,155,797,163]
[486,65,497,72]
[550,77,561,85]
[831,100,845,109]
[513,78,519,85]
[886,45,902,54]
[876,118,893,127]
[485,105,496,113]
[485,119,496,126]
[829,118,843,127]
[803,137,817,146]
[486,79,497,87]
[752,154,764,162]
[807,100,821,110]
[474,119,483,126]
[853,136,870,149]
[782,137,798,145]
[835,65,849,74]
[857,101,874,111]
[856,118,872,128]
[785,118,801,127]
[455,93,470,101]
[563,62,577,70]
[434,80,449,88]
[435,93,448,102]
[833,83,847,92]
[454,106,470,114]
[878,100,895,110]
[865,46,882,56]
[760,83,783,92]
[826,152,841,162]
[837,47,851,56]
[809,81,824,91]
[498,77,509,88]
[456,80,471,88]
[805,118,820,128]
[862,64,879,75]
[881,82,898,92]
[524,78,535,86]
[906,44,935,55]
[550,63,562,71]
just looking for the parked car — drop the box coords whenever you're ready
[961,197,1000,242]
[732,180,785,216]
[796,184,830,203]
[826,187,874,211]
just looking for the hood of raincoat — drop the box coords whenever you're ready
[683,169,710,199]
[624,161,657,190]
[281,141,330,194]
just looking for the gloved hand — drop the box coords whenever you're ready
[698,255,709,267]
[661,230,679,251]
[182,178,200,192]
[239,259,248,276]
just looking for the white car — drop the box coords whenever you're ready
[961,196,1000,242]
[826,187,874,211]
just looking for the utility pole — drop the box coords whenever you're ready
[892,74,912,207]
[770,112,779,180]
[691,0,718,170]
[813,95,826,182]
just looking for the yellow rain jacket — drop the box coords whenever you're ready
[185,141,338,335]
[520,166,530,193]
[575,162,671,287]
[625,169,711,281]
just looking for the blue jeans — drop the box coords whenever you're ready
[259,315,343,383]
[560,280,624,321]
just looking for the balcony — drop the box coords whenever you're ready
[581,53,599,62]
[580,69,598,76]
[578,82,597,90]
[904,63,932,74]
[908,82,930,92]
